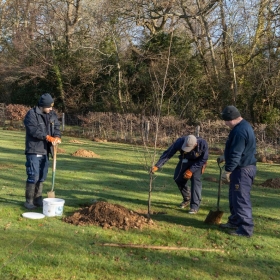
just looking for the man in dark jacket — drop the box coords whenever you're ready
[218,105,257,237]
[151,135,208,214]
[23,93,61,209]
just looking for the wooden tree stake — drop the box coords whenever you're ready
[96,243,224,253]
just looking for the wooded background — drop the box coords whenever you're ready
[0,0,279,126]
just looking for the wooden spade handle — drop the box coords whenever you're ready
[52,144,57,171]
[51,144,58,192]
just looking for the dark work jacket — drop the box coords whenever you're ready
[155,136,208,173]
[24,106,61,156]
[224,119,257,172]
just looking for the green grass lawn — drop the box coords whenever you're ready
[0,129,280,280]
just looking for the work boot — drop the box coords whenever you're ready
[24,183,37,209]
[188,209,198,214]
[219,222,238,229]
[179,200,190,209]
[177,184,191,206]
[34,182,43,207]
[229,231,251,238]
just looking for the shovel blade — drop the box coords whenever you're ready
[204,210,224,225]
[47,191,55,198]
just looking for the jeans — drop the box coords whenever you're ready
[174,160,202,210]
[25,154,49,184]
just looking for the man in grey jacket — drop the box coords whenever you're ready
[23,93,61,209]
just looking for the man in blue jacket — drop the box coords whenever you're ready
[23,93,61,209]
[151,135,208,214]
[218,105,257,237]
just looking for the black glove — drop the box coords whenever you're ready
[217,155,225,164]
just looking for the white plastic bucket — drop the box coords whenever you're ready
[43,198,65,217]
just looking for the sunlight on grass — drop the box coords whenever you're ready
[0,129,280,279]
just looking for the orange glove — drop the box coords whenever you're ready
[150,166,158,174]
[184,169,193,179]
[46,135,56,143]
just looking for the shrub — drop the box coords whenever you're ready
[5,104,30,121]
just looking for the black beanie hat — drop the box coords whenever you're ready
[221,105,241,121]
[38,93,54,108]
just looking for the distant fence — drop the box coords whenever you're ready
[1,105,280,155]
[0,103,5,126]
[61,112,280,155]
[62,112,228,147]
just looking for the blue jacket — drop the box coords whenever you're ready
[224,119,256,172]
[24,106,61,156]
[155,136,208,173]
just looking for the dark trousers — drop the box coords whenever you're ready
[174,160,202,210]
[228,165,257,236]
[25,154,49,184]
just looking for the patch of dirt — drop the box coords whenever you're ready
[204,176,218,182]
[209,147,224,155]
[0,164,15,170]
[92,137,107,143]
[69,139,85,144]
[63,201,153,230]
[260,178,280,189]
[57,147,66,154]
[71,149,100,158]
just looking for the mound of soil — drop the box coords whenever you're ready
[63,201,153,230]
[72,149,100,158]
[256,153,280,163]
[57,147,66,154]
[260,178,280,189]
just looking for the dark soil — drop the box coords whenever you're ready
[63,201,153,230]
[260,178,280,189]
